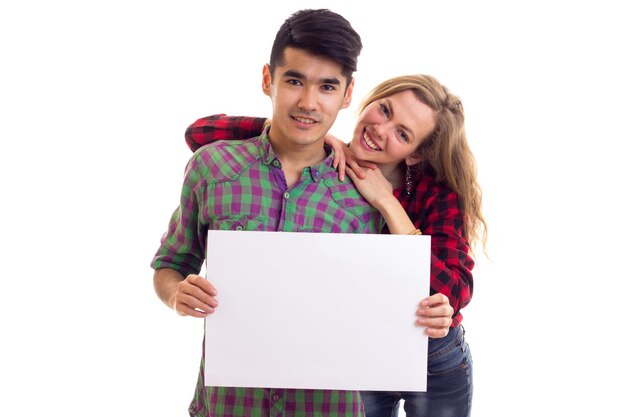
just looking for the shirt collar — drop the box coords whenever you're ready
[258,126,277,166]
[257,126,340,182]
[311,145,338,182]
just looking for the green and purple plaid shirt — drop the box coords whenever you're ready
[152,127,383,417]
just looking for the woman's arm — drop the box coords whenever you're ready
[345,167,455,337]
[185,114,268,152]
[406,176,474,327]
[345,166,417,234]
[324,134,376,181]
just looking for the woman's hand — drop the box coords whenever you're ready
[325,134,376,181]
[345,165,394,209]
[416,293,454,338]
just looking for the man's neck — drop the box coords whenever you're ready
[270,139,327,188]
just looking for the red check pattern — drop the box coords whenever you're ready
[185,114,475,327]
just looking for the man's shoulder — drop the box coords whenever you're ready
[194,135,259,150]
[191,137,262,181]
[324,177,383,232]
[322,175,380,213]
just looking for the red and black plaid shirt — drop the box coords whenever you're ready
[185,115,474,327]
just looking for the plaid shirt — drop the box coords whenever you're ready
[153,127,383,417]
[186,115,474,327]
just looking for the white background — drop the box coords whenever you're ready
[1,1,624,416]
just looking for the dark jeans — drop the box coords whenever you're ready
[361,325,473,417]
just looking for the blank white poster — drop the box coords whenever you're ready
[204,230,431,391]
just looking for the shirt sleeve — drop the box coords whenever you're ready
[185,114,267,152]
[417,184,474,327]
[150,152,208,277]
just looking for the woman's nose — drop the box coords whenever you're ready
[372,123,388,142]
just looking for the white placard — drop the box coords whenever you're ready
[204,230,430,391]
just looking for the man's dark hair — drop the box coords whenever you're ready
[269,9,362,86]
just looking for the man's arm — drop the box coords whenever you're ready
[154,268,218,318]
[151,151,219,318]
[185,114,267,152]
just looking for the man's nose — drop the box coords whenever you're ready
[298,87,319,112]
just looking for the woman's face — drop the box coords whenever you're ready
[350,90,436,167]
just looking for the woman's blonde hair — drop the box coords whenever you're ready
[359,74,487,251]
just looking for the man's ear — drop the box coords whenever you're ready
[341,78,355,109]
[262,64,272,96]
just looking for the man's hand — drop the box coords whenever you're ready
[154,269,218,318]
[171,274,218,318]
[415,293,454,338]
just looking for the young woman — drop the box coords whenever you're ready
[184,74,487,417]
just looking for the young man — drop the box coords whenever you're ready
[151,9,382,417]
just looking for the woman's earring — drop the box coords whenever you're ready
[405,166,413,195]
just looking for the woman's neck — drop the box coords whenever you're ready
[378,163,404,190]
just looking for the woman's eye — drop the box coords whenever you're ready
[379,103,390,116]
[398,131,409,142]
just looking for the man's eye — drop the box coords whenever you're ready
[287,79,302,86]
[321,84,336,91]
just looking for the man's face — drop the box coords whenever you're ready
[262,47,354,151]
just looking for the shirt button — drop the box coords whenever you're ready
[235,225,243,231]
[272,160,280,167]
[272,394,280,402]
[283,192,290,199]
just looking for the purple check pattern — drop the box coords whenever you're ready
[152,128,382,417]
